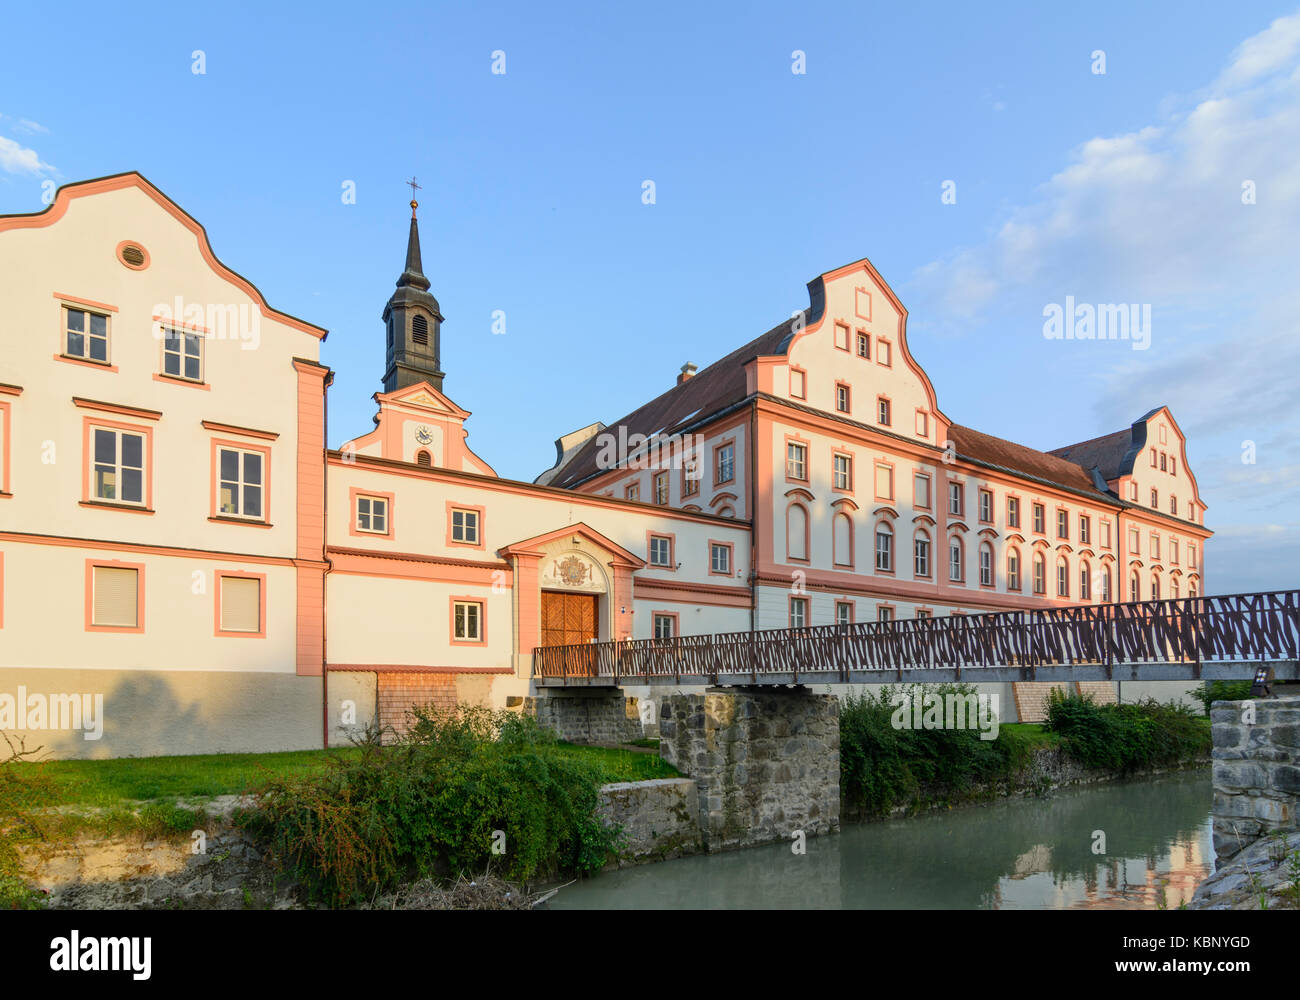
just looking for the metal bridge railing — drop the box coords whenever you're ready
[531,589,1300,684]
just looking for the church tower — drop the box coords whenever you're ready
[382,195,446,393]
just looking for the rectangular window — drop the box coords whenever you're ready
[649,534,672,567]
[1170,458,1177,476]
[1032,503,1045,534]
[914,473,931,510]
[786,442,807,480]
[833,454,853,491]
[878,341,892,367]
[93,427,146,505]
[1128,481,1138,501]
[450,507,480,545]
[1079,516,1091,544]
[1160,453,1167,471]
[1170,495,1177,516]
[64,306,110,363]
[218,574,262,634]
[877,397,891,426]
[979,546,992,587]
[874,464,893,500]
[1150,448,1157,467]
[89,564,140,629]
[162,327,204,381]
[653,613,676,639]
[710,542,732,575]
[835,601,853,625]
[916,609,931,620]
[948,482,963,516]
[1101,520,1112,548]
[355,494,388,534]
[218,446,264,519]
[855,332,869,358]
[1057,563,1069,597]
[1170,540,1179,565]
[1150,488,1158,508]
[790,369,806,399]
[949,541,962,582]
[1007,497,1020,528]
[836,384,851,413]
[978,489,992,523]
[1129,527,1140,554]
[875,527,892,572]
[914,535,930,577]
[654,471,670,505]
[1150,533,1160,559]
[716,443,735,484]
[833,322,850,351]
[789,597,808,629]
[1057,510,1069,539]
[625,482,640,501]
[453,600,483,641]
[878,606,894,623]
[1189,543,1197,568]
[915,409,928,437]
[683,458,700,497]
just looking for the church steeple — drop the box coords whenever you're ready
[382,189,445,393]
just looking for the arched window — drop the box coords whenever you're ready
[1151,575,1161,601]
[833,512,853,567]
[1171,578,1180,600]
[1129,571,1140,603]
[787,503,808,561]
[948,537,963,582]
[1032,553,1045,595]
[1080,562,1091,601]
[875,522,893,572]
[1007,548,1021,591]
[978,542,993,587]
[914,529,930,578]
[1100,567,1111,602]
[1189,585,1197,598]
[1056,557,1069,598]
[416,449,432,467]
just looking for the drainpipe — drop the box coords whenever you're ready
[749,399,758,634]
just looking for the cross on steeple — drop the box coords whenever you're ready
[406,176,421,218]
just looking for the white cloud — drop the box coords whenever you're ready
[0,135,54,175]
[906,12,1300,595]
[13,119,49,135]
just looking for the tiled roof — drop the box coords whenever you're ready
[1048,428,1135,482]
[948,424,1102,496]
[546,318,795,488]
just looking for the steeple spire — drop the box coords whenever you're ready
[382,181,445,393]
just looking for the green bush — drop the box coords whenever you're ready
[1193,680,1254,716]
[248,706,623,907]
[1044,691,1209,773]
[840,684,1034,818]
[0,735,53,909]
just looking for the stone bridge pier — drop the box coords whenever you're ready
[658,688,840,851]
[1211,692,1300,860]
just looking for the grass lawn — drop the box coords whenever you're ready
[23,741,676,809]
[997,723,1059,748]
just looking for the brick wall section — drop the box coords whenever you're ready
[377,672,458,739]
[1211,693,1300,860]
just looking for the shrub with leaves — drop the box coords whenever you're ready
[1044,690,1209,773]
[0,734,53,909]
[248,706,623,907]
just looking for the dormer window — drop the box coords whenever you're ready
[412,314,429,346]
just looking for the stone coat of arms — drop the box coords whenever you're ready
[554,555,593,587]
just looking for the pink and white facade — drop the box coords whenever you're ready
[0,174,1213,758]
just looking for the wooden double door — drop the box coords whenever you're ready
[540,591,599,647]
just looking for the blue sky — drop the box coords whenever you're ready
[3,1,1299,593]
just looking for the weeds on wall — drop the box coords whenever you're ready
[246,705,623,908]
[1043,691,1210,773]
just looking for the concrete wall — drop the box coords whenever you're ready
[659,689,840,850]
[1211,693,1300,860]
[0,666,322,759]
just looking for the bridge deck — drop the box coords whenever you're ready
[532,590,1300,688]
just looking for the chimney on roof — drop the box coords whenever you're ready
[677,362,698,385]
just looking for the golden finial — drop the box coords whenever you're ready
[406,176,422,219]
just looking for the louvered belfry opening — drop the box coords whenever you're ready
[119,244,145,267]
[411,313,429,346]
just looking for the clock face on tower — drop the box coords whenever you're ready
[415,425,433,445]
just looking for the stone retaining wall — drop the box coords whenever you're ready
[597,778,702,864]
[1211,693,1300,860]
[525,689,645,745]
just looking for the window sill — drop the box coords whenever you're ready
[55,354,118,372]
[216,629,266,639]
[153,373,211,391]
[208,515,273,528]
[80,500,154,514]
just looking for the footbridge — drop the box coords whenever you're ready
[533,590,1300,688]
